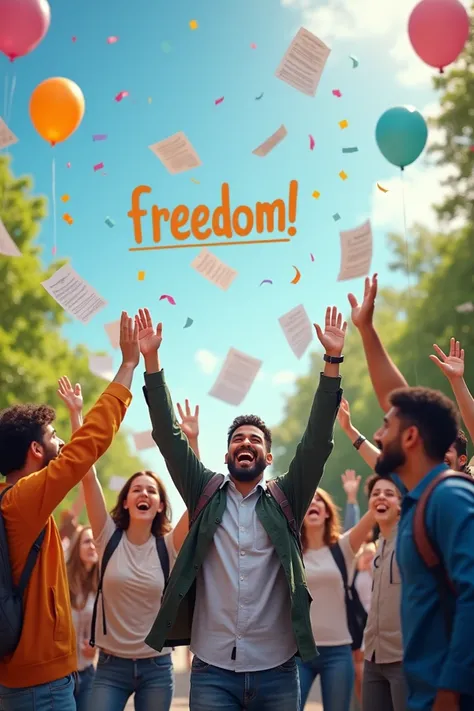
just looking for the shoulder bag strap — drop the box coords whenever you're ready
[156,536,170,584]
[190,474,225,529]
[90,528,123,647]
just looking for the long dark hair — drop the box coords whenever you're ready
[66,526,99,610]
[110,470,172,537]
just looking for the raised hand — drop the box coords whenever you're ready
[341,469,361,502]
[177,399,200,441]
[314,306,347,356]
[429,338,465,380]
[120,311,140,367]
[337,397,352,431]
[136,308,163,357]
[348,274,378,331]
[57,376,83,415]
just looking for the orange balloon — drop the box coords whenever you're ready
[29,77,85,146]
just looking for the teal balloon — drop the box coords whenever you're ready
[375,106,428,169]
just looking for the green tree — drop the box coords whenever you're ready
[0,156,145,520]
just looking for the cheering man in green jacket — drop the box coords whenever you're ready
[137,305,345,711]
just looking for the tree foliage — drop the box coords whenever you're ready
[0,156,144,521]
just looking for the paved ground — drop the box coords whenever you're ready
[125,648,323,710]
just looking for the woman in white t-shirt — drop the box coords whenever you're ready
[57,376,194,711]
[297,487,375,711]
[66,525,99,711]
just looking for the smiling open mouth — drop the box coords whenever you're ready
[136,502,150,511]
[375,504,388,513]
[236,450,255,465]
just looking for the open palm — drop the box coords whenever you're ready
[314,306,347,356]
[57,376,83,414]
[177,400,200,440]
[348,274,378,330]
[136,308,163,356]
[430,339,464,380]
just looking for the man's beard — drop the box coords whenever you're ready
[227,456,267,482]
[41,445,60,468]
[374,442,405,476]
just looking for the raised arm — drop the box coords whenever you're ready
[337,397,381,471]
[349,274,408,413]
[137,308,213,512]
[277,306,345,525]
[342,469,361,531]
[3,312,138,538]
[430,339,474,446]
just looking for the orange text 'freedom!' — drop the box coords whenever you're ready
[128,180,298,251]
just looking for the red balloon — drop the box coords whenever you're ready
[408,0,470,71]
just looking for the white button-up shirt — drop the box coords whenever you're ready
[191,474,297,671]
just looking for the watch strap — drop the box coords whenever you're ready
[323,354,344,364]
[353,435,367,451]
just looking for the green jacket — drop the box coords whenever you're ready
[143,369,342,662]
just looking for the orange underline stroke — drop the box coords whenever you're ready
[129,238,291,252]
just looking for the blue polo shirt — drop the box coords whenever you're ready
[396,463,474,711]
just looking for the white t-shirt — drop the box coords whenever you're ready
[304,531,356,646]
[94,515,176,658]
[355,569,373,613]
[71,592,97,671]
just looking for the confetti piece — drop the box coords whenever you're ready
[115,91,128,102]
[349,55,359,68]
[72,37,77,43]
[215,96,224,105]
[61,194,70,203]
[107,36,118,44]
[376,183,389,193]
[290,266,301,285]
[52,246,57,255]
[93,134,107,141]
[310,253,315,262]
[161,41,171,53]
[94,162,104,172]
[309,135,315,150]
[312,190,320,199]
[342,146,358,153]
[190,178,200,184]
[189,20,198,30]
[339,120,348,129]
[332,213,341,222]
[160,294,176,305]
[138,271,145,281]
[250,43,257,49]
[259,279,273,286]
[105,217,115,228]
[255,92,264,100]
[66,162,71,168]
[332,89,342,97]
[184,317,194,329]
[339,171,348,181]
[62,213,73,225]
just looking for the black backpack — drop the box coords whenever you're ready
[0,486,45,658]
[90,528,170,647]
[330,543,368,651]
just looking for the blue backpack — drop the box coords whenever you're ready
[0,486,45,658]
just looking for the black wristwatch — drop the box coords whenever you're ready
[323,354,344,364]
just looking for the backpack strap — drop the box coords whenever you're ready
[266,479,301,551]
[90,528,123,647]
[156,536,170,584]
[190,474,225,528]
[0,486,45,598]
[330,541,349,591]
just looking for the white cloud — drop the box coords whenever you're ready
[282,0,471,87]
[195,349,219,374]
[272,370,297,385]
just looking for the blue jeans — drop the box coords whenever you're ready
[190,655,300,710]
[0,674,76,710]
[296,645,354,711]
[74,664,95,711]
[88,652,173,711]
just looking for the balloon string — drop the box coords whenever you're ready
[7,75,16,123]
[52,155,57,259]
[400,170,418,386]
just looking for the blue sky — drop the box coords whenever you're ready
[3,0,456,520]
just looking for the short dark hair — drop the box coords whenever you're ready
[389,387,459,461]
[0,404,56,476]
[365,473,403,499]
[454,429,468,459]
[227,415,272,451]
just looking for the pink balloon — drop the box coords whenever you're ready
[408,0,470,71]
[0,0,51,61]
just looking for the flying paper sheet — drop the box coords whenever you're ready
[252,125,288,157]
[209,348,262,406]
[88,354,114,380]
[104,320,121,349]
[42,265,107,324]
[0,118,18,150]
[278,304,313,359]
[191,248,238,291]
[0,219,21,257]
[275,27,331,97]
[132,431,155,451]
[337,220,373,282]
[109,476,127,492]
[149,132,202,175]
